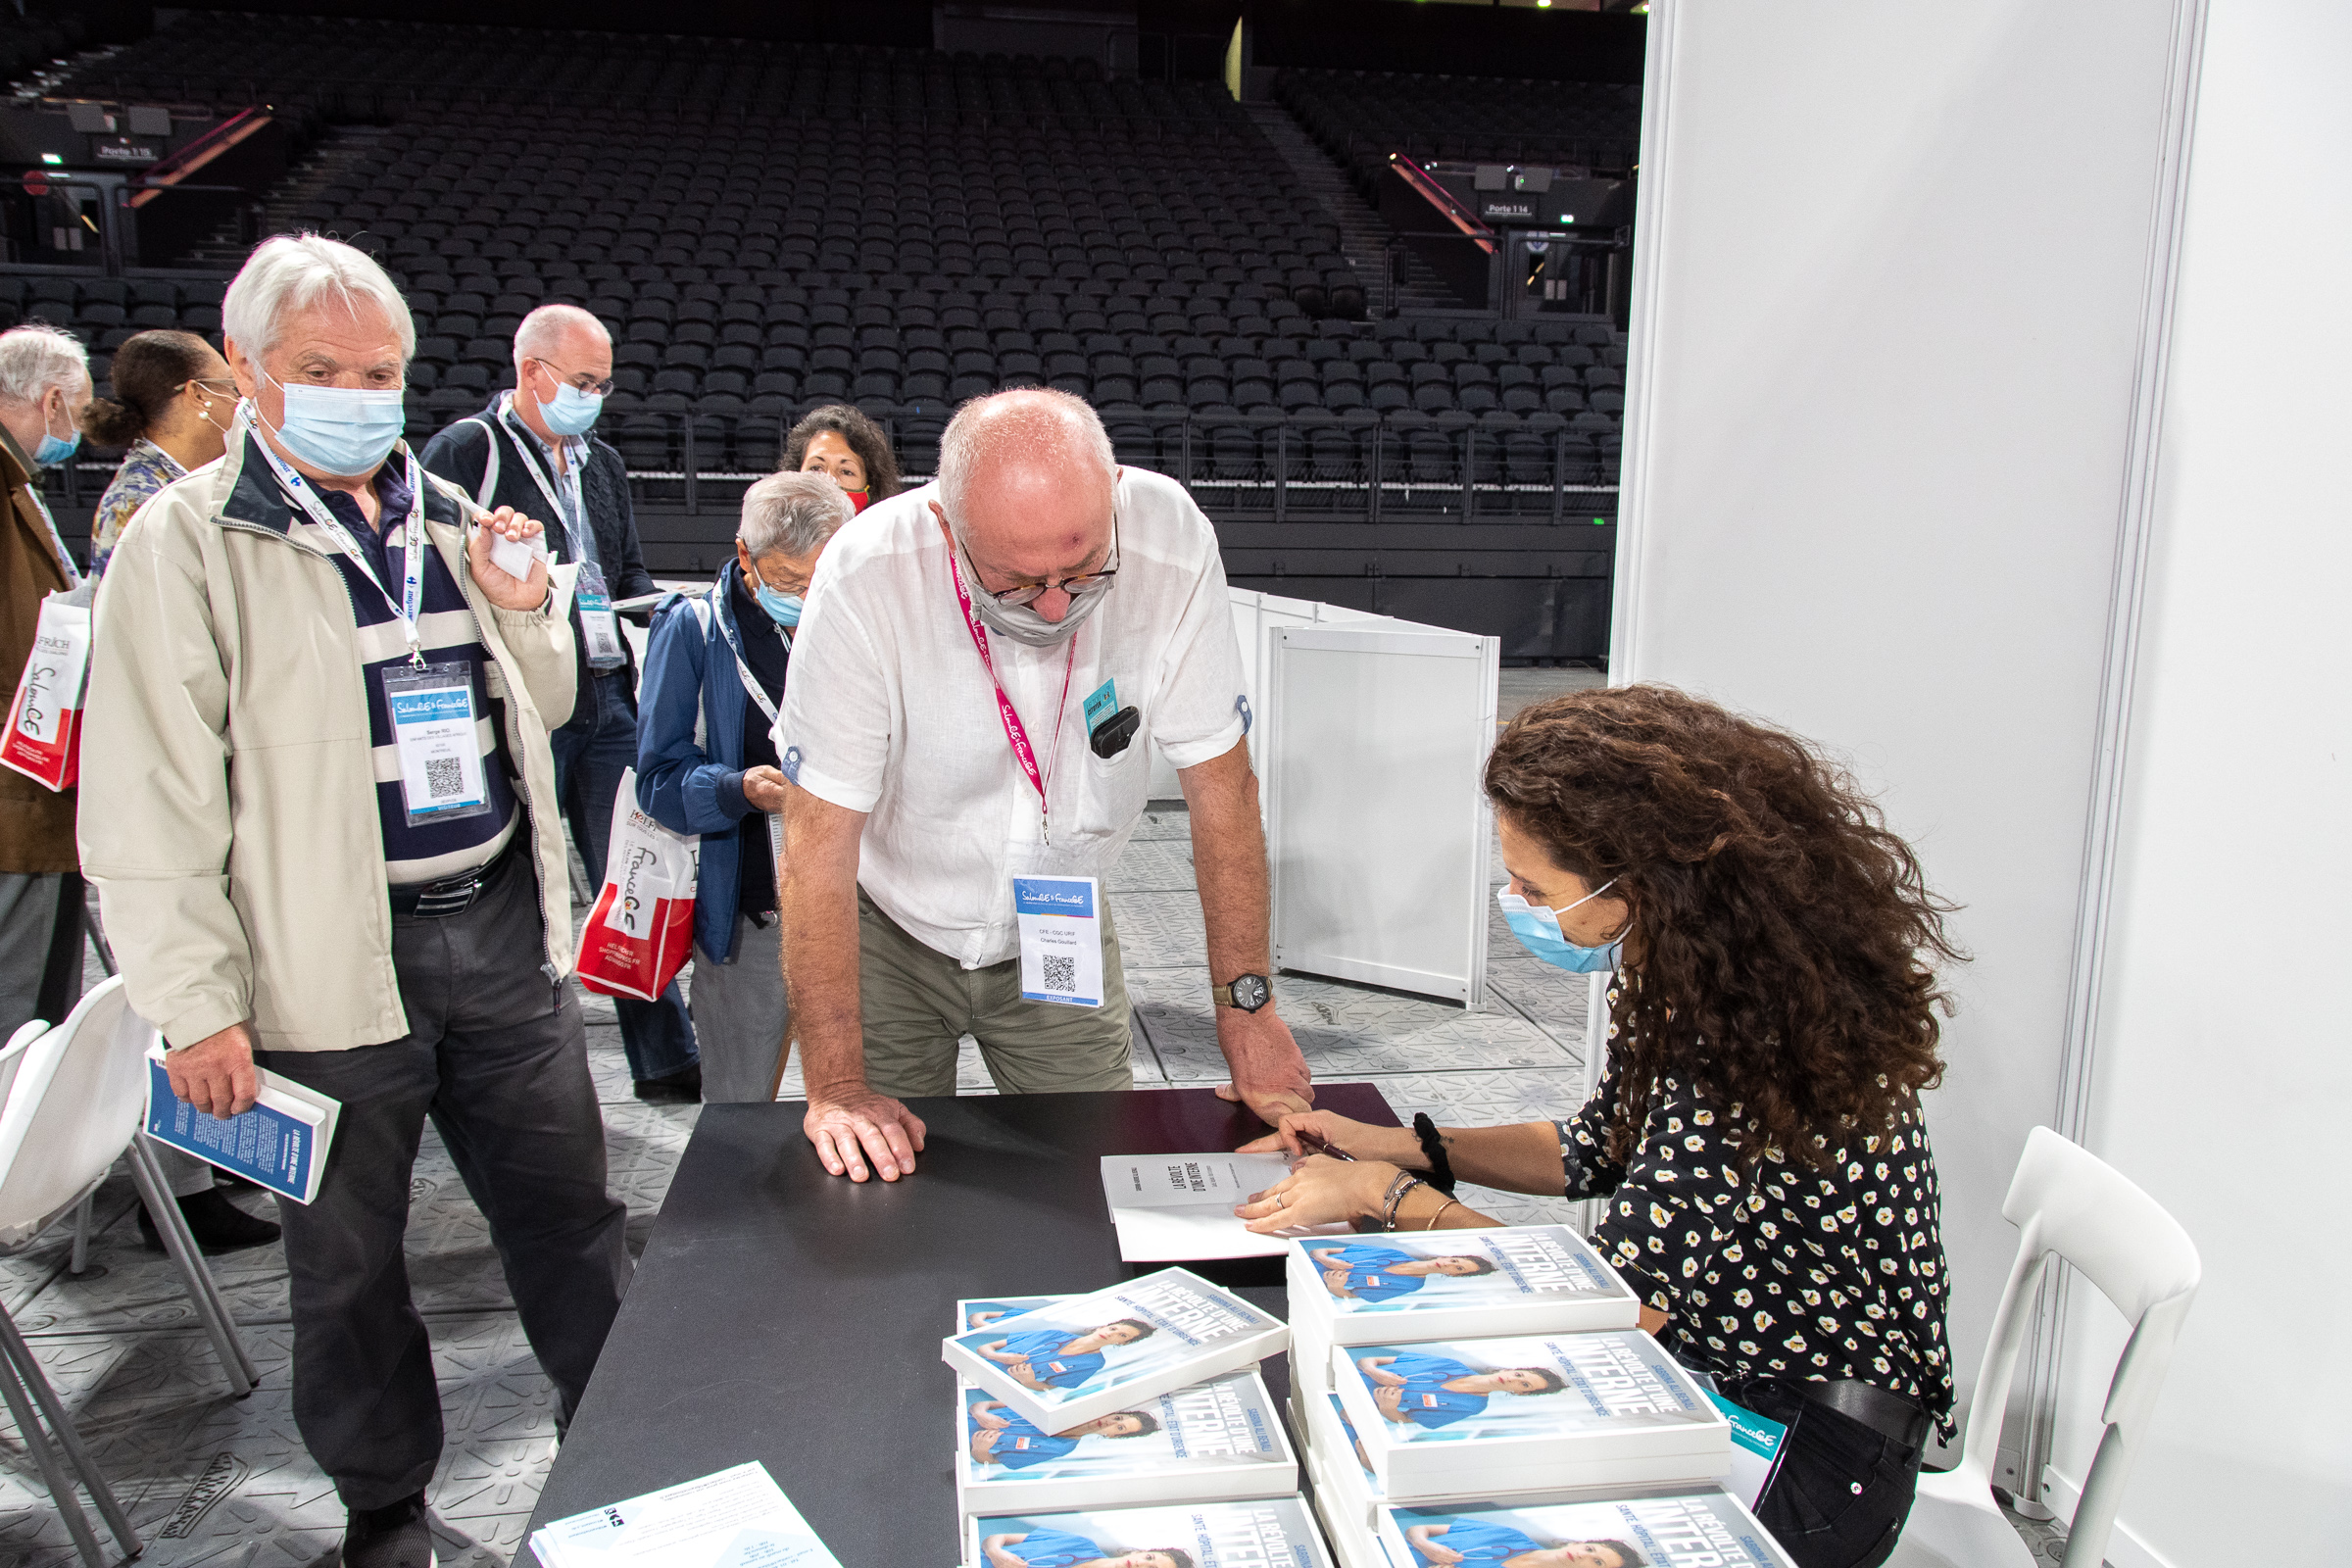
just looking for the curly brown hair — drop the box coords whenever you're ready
[1484,684,1962,1171]
[782,404,902,501]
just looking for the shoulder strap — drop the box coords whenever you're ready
[457,416,501,510]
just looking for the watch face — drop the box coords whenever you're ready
[1231,974,1270,1011]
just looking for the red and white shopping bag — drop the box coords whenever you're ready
[0,582,96,793]
[575,767,699,1001]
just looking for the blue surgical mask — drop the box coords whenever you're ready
[259,369,405,476]
[746,563,803,627]
[31,398,78,467]
[1497,880,1625,974]
[541,379,604,436]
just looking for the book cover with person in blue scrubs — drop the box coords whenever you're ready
[1374,1492,1796,1568]
[944,1267,1288,1432]
[971,1498,1332,1568]
[956,1369,1295,1514]
[1291,1228,1632,1319]
[1333,1334,1730,1500]
[1339,1336,1713,1445]
[960,1296,1073,1334]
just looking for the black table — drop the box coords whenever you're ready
[526,1083,1400,1564]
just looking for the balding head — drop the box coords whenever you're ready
[513,303,610,370]
[933,389,1118,623]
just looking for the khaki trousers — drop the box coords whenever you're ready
[857,887,1136,1097]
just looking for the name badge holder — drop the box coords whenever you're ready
[573,561,628,671]
[383,663,494,826]
[500,401,626,671]
[721,588,787,885]
[1013,875,1104,1008]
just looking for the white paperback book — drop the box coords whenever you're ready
[956,1296,1074,1334]
[1284,1227,1641,1397]
[942,1266,1289,1432]
[1372,1488,1800,1568]
[1331,1333,1729,1496]
[968,1495,1334,1568]
[1099,1153,1347,1261]
[956,1369,1297,1514]
[528,1461,842,1568]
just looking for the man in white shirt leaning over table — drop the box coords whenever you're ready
[775,388,1312,1181]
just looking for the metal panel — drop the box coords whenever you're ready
[1262,622,1498,1008]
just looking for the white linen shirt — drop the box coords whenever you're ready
[775,467,1248,968]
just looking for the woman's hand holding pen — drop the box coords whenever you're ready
[1236,1108,1422,1166]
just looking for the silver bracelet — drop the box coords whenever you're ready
[1380,1170,1423,1232]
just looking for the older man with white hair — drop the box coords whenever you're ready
[775,387,1313,1183]
[79,235,629,1568]
[421,302,701,1103]
[0,323,92,1041]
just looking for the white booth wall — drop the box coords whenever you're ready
[2046,2,2352,1561]
[1621,0,2350,1559]
[1618,0,2185,1484]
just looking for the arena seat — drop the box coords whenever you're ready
[19,15,1628,497]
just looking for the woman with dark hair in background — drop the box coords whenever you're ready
[81,329,236,573]
[1235,685,1964,1568]
[782,402,901,514]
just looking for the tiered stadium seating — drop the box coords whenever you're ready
[1274,68,1641,202]
[11,16,1628,495]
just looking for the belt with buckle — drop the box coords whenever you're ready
[1720,1373,1932,1450]
[388,840,514,919]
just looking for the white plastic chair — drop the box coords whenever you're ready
[0,976,262,1567]
[1888,1126,2200,1568]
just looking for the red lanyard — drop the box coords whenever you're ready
[943,522,1077,843]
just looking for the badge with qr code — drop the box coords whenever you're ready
[383,662,492,828]
[1012,875,1104,1007]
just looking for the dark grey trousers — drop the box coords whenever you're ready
[255,849,631,1510]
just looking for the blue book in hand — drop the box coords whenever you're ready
[143,1049,340,1204]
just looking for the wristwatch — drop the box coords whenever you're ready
[1211,973,1272,1012]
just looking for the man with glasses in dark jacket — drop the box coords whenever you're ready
[422,304,701,1102]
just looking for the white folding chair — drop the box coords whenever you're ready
[1889,1126,2200,1568]
[0,976,263,1567]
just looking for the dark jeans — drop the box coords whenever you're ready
[255,849,632,1510]
[551,666,698,1082]
[1735,1379,1927,1568]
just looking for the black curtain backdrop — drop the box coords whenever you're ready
[1248,0,1645,83]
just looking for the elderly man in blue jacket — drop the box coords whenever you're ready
[635,470,852,1101]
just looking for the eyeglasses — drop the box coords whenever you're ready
[530,358,616,399]
[954,511,1121,608]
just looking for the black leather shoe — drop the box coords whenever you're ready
[138,1189,282,1254]
[634,1061,703,1103]
[344,1493,436,1568]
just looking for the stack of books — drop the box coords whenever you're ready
[944,1269,1331,1568]
[1276,1228,1793,1568]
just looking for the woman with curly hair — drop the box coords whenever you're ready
[1235,685,1963,1568]
[782,403,901,514]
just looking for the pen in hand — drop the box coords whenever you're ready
[1294,1129,1355,1163]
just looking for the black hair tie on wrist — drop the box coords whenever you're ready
[1413,1113,1458,1196]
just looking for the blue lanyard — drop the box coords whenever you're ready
[242,405,429,666]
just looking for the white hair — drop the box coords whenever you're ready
[0,322,90,406]
[221,233,415,364]
[937,388,1116,524]
[514,303,608,369]
[739,470,853,560]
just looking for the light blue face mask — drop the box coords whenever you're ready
[746,563,803,627]
[540,379,604,437]
[30,396,78,466]
[260,369,406,476]
[1497,879,1626,974]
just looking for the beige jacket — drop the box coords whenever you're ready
[78,434,578,1053]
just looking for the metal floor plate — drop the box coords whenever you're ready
[2,806,1603,1565]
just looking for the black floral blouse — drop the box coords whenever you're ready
[1560,985,1956,1432]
